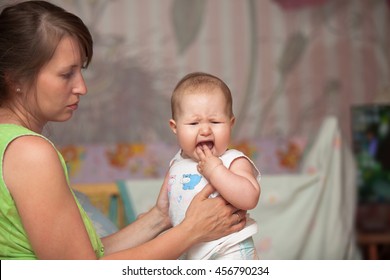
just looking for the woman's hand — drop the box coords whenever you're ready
[182,184,247,243]
[102,180,246,259]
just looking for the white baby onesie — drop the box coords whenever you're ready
[167,149,261,259]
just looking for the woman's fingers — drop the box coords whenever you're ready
[196,184,216,200]
[231,210,247,225]
[186,184,247,242]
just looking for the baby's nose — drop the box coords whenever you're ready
[199,124,211,135]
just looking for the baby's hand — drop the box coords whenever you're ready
[196,144,223,179]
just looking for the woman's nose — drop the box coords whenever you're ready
[73,74,88,95]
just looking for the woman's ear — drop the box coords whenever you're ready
[4,72,22,93]
[169,119,177,134]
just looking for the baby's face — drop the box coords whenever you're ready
[170,88,234,161]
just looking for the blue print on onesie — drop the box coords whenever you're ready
[182,174,202,190]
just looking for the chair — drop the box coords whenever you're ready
[72,182,129,229]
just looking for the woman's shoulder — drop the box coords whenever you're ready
[3,129,67,194]
[2,124,59,171]
[1,123,54,149]
[7,133,58,163]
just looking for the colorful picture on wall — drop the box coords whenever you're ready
[351,104,390,203]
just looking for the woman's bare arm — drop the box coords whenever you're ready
[102,184,244,259]
[5,136,97,259]
[5,138,245,259]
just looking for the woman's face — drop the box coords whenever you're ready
[26,36,87,128]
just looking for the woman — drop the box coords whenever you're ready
[0,1,246,260]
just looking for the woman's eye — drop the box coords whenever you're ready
[61,69,79,79]
[61,72,74,79]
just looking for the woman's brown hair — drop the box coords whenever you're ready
[0,0,93,105]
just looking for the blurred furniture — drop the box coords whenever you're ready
[72,182,128,229]
[357,231,390,259]
[355,202,390,259]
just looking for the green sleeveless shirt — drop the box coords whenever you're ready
[0,124,104,259]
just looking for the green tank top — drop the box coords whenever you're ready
[0,124,104,259]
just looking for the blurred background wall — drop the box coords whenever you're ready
[39,0,390,148]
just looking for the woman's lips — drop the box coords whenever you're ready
[67,103,78,110]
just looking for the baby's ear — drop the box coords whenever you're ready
[169,119,178,134]
[230,116,236,127]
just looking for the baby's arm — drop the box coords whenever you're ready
[196,145,260,210]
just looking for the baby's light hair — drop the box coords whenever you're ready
[171,72,233,120]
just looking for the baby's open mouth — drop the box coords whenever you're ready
[197,141,214,150]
